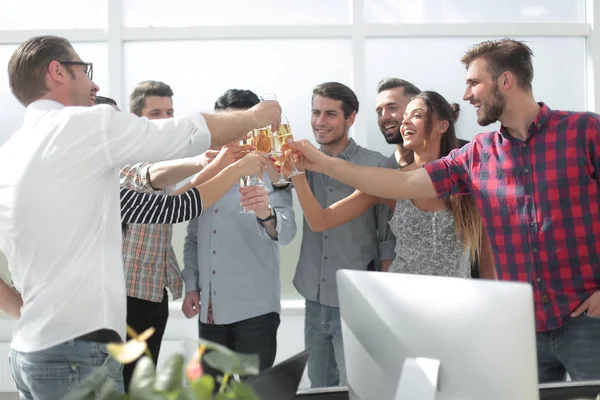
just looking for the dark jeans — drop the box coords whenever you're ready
[123,289,169,391]
[198,312,280,377]
[537,313,600,383]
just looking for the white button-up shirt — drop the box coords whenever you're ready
[0,100,211,352]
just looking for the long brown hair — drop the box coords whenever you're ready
[409,91,482,260]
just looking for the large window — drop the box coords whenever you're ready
[0,0,596,300]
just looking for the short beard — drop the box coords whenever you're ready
[478,83,506,126]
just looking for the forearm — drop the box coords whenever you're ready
[202,111,256,148]
[322,157,437,200]
[292,174,329,232]
[380,259,392,272]
[147,158,204,190]
[171,161,224,196]
[0,280,22,318]
[196,164,243,209]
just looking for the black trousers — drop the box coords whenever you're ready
[199,312,280,377]
[123,289,169,391]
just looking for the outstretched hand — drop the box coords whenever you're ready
[283,139,328,173]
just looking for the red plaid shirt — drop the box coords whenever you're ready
[424,103,600,332]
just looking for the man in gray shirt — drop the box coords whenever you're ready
[182,89,297,374]
[293,82,396,388]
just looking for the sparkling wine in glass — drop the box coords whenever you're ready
[276,116,303,177]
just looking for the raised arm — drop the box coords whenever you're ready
[291,173,380,232]
[288,140,437,201]
[120,187,203,224]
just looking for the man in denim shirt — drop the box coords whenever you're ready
[182,89,296,373]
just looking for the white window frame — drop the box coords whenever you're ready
[0,0,595,145]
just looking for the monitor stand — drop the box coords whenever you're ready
[395,357,440,400]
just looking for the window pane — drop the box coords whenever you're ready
[364,0,585,23]
[124,0,349,27]
[0,0,107,29]
[0,43,108,146]
[364,37,585,156]
[124,39,352,299]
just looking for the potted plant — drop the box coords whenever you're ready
[66,326,261,400]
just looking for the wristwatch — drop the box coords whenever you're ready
[257,205,276,223]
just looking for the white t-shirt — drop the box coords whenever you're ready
[0,100,211,352]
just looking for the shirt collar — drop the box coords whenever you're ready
[24,100,65,122]
[499,102,551,139]
[324,138,358,161]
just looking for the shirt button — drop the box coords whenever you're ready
[324,234,328,239]
[530,221,535,226]
[212,270,216,275]
[522,143,527,148]
[536,278,541,283]
[526,195,532,199]
[321,278,325,282]
[212,250,216,255]
[524,168,530,173]
[328,188,333,192]
[533,248,538,253]
[324,256,328,260]
[214,209,219,214]
[213,291,216,295]
[213,230,217,234]
[536,123,541,129]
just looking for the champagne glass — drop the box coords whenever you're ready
[277,116,304,177]
[237,131,263,214]
[270,124,291,185]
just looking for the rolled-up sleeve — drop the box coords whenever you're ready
[120,162,159,192]
[423,145,471,199]
[255,185,297,246]
[182,218,200,293]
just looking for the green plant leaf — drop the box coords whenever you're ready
[195,338,233,354]
[64,365,111,400]
[203,351,259,376]
[154,354,184,392]
[228,381,260,400]
[129,356,165,400]
[190,375,215,400]
[97,379,128,400]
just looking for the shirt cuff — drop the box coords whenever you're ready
[256,209,281,241]
[184,113,212,157]
[378,239,396,261]
[184,276,199,294]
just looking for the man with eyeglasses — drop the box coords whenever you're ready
[0,35,280,399]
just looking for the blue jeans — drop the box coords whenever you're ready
[9,339,124,400]
[537,313,600,383]
[304,300,346,388]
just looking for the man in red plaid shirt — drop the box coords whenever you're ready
[288,38,600,383]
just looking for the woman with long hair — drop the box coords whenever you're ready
[270,91,495,278]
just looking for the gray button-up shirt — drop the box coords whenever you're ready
[293,139,396,307]
[182,175,296,324]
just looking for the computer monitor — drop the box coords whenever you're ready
[337,271,539,400]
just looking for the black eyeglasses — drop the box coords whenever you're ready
[59,61,93,80]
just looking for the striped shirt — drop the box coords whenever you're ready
[120,187,203,224]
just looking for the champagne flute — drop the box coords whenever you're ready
[277,116,304,177]
[237,131,263,214]
[270,124,291,185]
